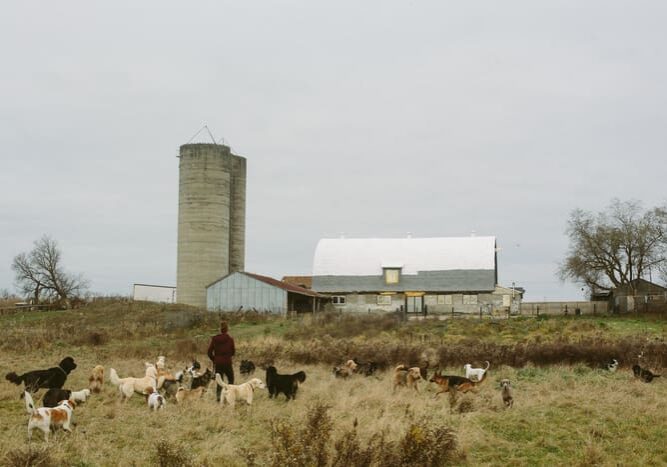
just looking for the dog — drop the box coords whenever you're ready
[6,357,77,393]
[175,386,206,404]
[156,356,166,370]
[333,359,358,379]
[352,358,379,376]
[633,365,661,383]
[429,369,485,397]
[604,359,619,372]
[393,364,423,392]
[70,389,91,403]
[215,374,266,407]
[88,365,104,394]
[266,366,307,401]
[42,388,72,408]
[240,360,256,376]
[25,391,75,441]
[500,379,514,408]
[109,365,158,401]
[464,361,490,382]
[146,388,166,411]
[190,368,213,390]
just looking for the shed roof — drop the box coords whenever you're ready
[208,272,324,298]
[312,236,496,276]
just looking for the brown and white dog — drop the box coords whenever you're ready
[145,387,166,411]
[175,386,206,404]
[215,374,266,408]
[109,364,158,401]
[333,359,358,379]
[429,369,486,397]
[88,365,105,394]
[393,364,423,392]
[25,391,75,441]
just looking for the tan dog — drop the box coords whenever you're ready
[24,391,75,441]
[175,386,206,404]
[215,374,266,408]
[333,359,358,378]
[88,365,105,394]
[393,364,422,392]
[109,365,158,401]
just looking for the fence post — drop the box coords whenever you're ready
[479,306,482,319]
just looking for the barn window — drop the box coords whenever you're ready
[384,268,401,284]
[331,296,346,305]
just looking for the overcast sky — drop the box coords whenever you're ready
[1,1,666,301]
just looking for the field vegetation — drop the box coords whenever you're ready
[0,300,665,466]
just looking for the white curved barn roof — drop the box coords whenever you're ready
[312,236,496,276]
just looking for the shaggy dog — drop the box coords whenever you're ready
[43,388,72,408]
[240,360,256,376]
[175,386,206,404]
[215,374,266,407]
[464,361,490,382]
[266,366,307,401]
[352,358,379,376]
[6,357,77,393]
[109,365,158,401]
[156,356,166,370]
[333,359,358,379]
[500,379,514,408]
[25,391,75,441]
[633,365,661,383]
[429,369,485,397]
[190,368,213,390]
[393,364,422,392]
[146,389,166,411]
[88,365,105,394]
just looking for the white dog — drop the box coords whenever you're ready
[156,356,166,370]
[24,391,75,441]
[70,389,91,403]
[147,390,166,411]
[464,361,490,382]
[110,365,158,401]
[215,374,266,408]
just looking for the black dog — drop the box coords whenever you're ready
[352,358,379,376]
[42,388,72,408]
[240,360,256,376]
[190,368,213,390]
[6,357,77,393]
[266,366,306,401]
[633,364,661,383]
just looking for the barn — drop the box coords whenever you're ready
[311,236,521,314]
[206,271,325,314]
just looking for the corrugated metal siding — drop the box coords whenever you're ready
[207,272,287,313]
[312,269,495,293]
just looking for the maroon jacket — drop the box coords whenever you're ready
[207,332,235,366]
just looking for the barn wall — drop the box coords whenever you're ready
[133,285,177,304]
[206,272,287,314]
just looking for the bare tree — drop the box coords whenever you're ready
[559,200,667,295]
[11,236,88,307]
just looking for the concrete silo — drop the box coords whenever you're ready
[177,143,246,308]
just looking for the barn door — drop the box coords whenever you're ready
[406,295,423,313]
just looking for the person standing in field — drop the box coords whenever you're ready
[207,320,235,402]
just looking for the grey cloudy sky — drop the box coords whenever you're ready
[1,1,666,301]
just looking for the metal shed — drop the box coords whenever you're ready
[206,271,325,314]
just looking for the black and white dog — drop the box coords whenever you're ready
[5,357,77,393]
[604,358,619,372]
[266,366,306,401]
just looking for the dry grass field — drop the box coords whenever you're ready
[0,300,666,466]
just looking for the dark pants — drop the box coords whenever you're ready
[215,363,234,402]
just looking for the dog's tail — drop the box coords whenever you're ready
[294,371,307,383]
[5,372,23,385]
[484,361,490,371]
[109,368,121,386]
[24,391,36,414]
[215,373,228,389]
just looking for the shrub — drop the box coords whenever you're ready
[152,439,196,467]
[4,446,57,467]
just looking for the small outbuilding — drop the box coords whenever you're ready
[206,271,325,314]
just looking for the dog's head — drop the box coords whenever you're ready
[463,363,471,372]
[156,356,166,370]
[249,378,266,390]
[429,370,442,384]
[408,367,422,381]
[294,371,306,383]
[145,365,158,379]
[80,389,91,398]
[499,379,511,389]
[345,360,358,371]
[60,357,77,374]
[58,399,75,411]
[266,366,278,376]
